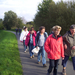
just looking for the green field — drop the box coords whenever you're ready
[0,30,23,75]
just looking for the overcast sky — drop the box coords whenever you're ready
[0,0,71,22]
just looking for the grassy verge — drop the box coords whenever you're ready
[0,30,23,75]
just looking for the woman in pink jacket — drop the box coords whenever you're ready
[25,27,36,59]
[44,26,64,75]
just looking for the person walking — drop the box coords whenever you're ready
[62,25,75,75]
[36,26,48,67]
[25,27,36,59]
[44,25,64,75]
[20,27,29,52]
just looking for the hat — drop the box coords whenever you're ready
[23,26,25,29]
[70,25,75,29]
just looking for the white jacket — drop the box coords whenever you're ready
[20,30,29,41]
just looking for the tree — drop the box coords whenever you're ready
[16,17,23,28]
[34,0,75,35]
[0,19,4,30]
[3,10,17,30]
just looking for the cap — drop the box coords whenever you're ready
[70,25,75,29]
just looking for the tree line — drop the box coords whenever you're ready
[0,10,33,30]
[34,0,75,35]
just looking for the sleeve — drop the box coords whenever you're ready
[44,36,51,54]
[61,37,65,58]
[35,34,38,47]
[20,32,23,41]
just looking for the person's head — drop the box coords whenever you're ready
[54,25,62,36]
[70,24,75,35]
[52,26,55,32]
[39,26,45,34]
[24,27,28,31]
[30,27,34,34]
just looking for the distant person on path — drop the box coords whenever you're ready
[44,26,64,75]
[16,28,18,35]
[19,28,22,36]
[36,26,48,67]
[25,27,36,59]
[62,25,75,75]
[20,27,29,53]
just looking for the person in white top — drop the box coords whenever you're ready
[20,27,29,52]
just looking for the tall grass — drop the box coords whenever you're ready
[0,30,23,75]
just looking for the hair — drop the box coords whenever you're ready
[54,25,62,31]
[39,26,45,33]
[24,27,27,30]
[30,27,34,31]
[52,26,56,31]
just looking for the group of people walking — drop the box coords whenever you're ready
[20,25,75,75]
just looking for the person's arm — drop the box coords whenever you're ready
[33,31,36,37]
[61,37,65,59]
[44,36,51,54]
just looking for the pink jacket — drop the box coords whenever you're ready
[25,31,36,46]
[44,34,64,60]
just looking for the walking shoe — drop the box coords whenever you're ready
[43,64,47,67]
[62,69,66,75]
[37,61,40,64]
[30,56,32,59]
[47,72,50,75]
[32,55,34,58]
[24,51,26,53]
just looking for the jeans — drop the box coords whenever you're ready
[62,55,75,70]
[29,43,35,56]
[23,40,27,51]
[37,46,46,64]
[48,59,59,75]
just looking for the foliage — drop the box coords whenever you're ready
[34,0,75,35]
[0,19,4,30]
[0,30,23,75]
[3,11,17,30]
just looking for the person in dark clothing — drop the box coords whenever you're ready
[16,28,18,35]
[19,28,22,36]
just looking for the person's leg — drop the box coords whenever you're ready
[72,56,75,71]
[48,59,54,74]
[62,55,69,75]
[41,47,46,67]
[23,40,26,52]
[29,43,32,58]
[53,60,59,75]
[37,47,42,63]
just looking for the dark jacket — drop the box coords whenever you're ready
[63,31,75,57]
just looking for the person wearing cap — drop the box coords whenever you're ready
[62,24,75,75]
[20,27,29,52]
[44,25,64,75]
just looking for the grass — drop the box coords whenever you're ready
[0,30,23,75]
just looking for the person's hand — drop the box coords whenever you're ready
[72,46,75,50]
[62,57,64,60]
[36,46,38,49]
[64,44,67,49]
[31,31,34,34]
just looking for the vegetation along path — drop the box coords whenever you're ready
[9,31,75,75]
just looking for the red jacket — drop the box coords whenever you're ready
[44,34,64,60]
[25,31,36,46]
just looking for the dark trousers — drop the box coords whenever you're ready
[48,59,59,75]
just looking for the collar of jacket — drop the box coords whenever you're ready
[52,33,61,39]
[68,31,75,38]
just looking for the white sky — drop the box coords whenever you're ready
[0,0,72,22]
